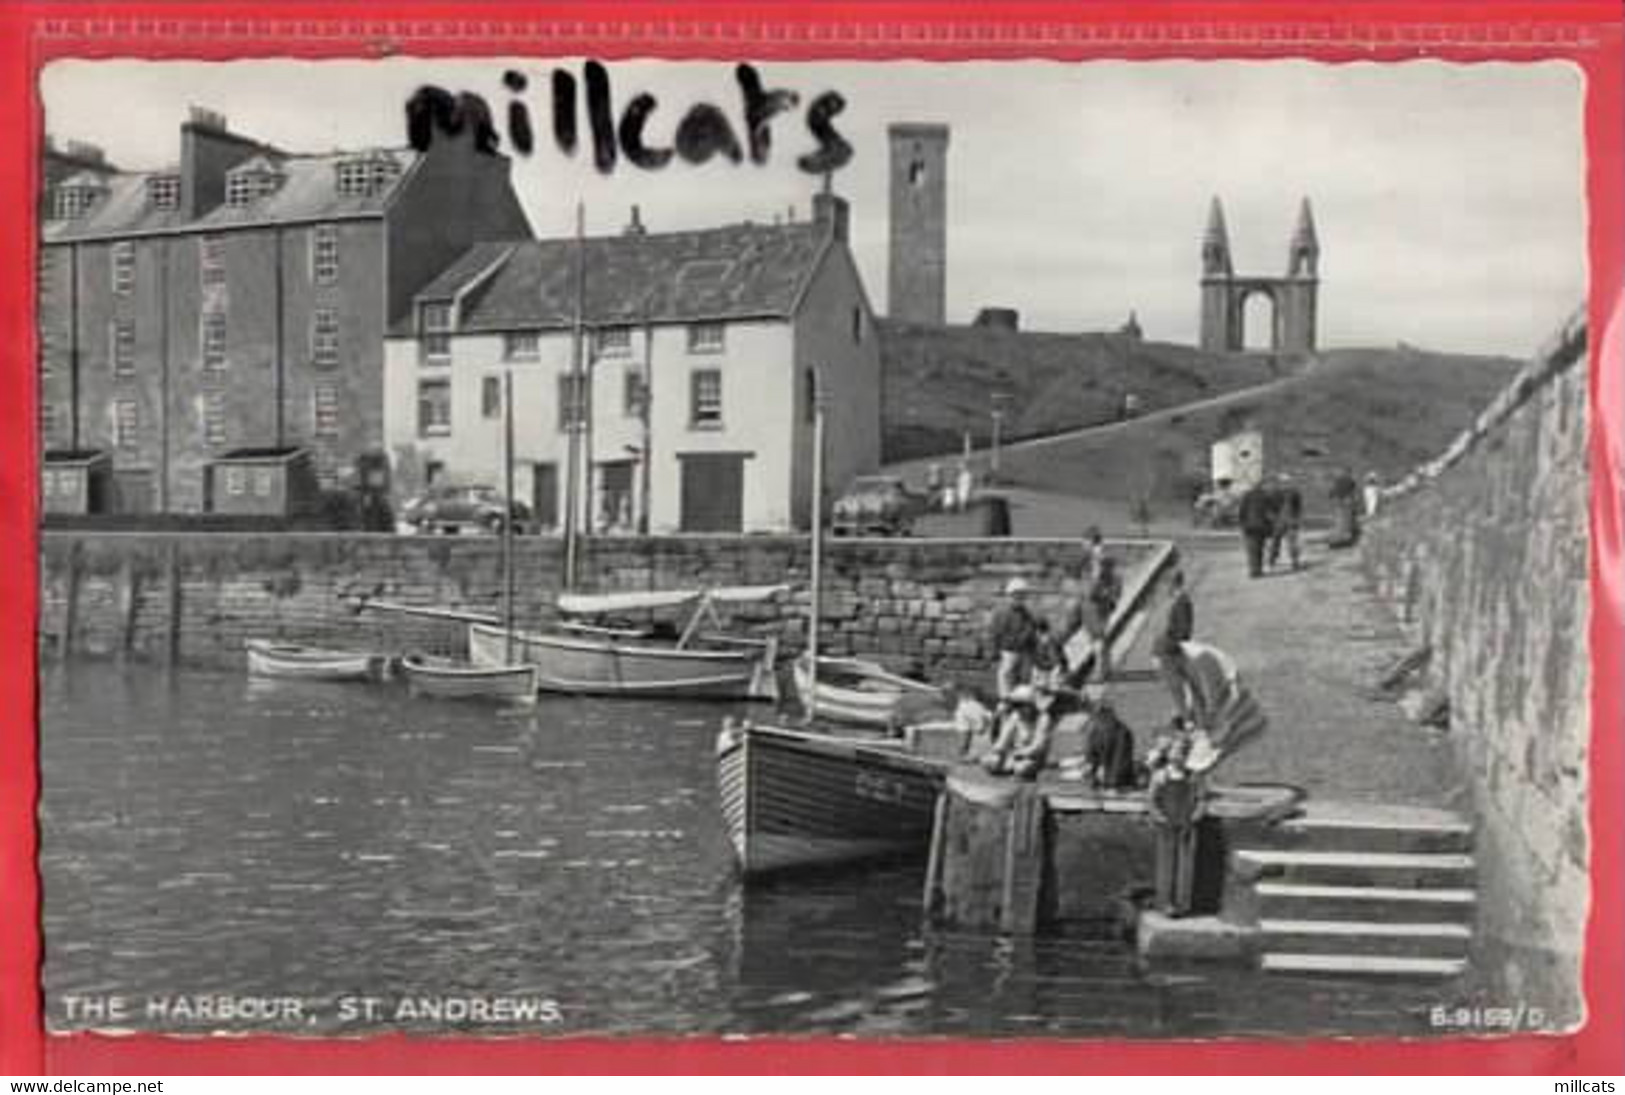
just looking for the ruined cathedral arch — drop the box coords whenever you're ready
[1200,197,1319,353]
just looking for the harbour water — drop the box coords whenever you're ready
[41,665,1457,1038]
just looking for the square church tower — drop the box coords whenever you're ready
[888,123,950,325]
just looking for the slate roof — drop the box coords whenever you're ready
[408,221,833,333]
[42,149,419,243]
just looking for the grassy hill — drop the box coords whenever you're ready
[878,319,1291,463]
[992,346,1523,514]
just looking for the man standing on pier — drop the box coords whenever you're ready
[1237,480,1274,578]
[1267,473,1304,571]
[989,577,1041,699]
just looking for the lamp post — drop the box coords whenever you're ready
[990,391,1012,482]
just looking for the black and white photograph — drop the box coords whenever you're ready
[35,56,1590,1040]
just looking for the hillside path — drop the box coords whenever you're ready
[1099,532,1459,808]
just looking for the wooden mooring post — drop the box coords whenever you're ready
[165,542,184,667]
[59,540,83,661]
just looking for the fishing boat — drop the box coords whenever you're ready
[399,654,537,703]
[245,639,389,682]
[792,653,951,728]
[466,585,784,700]
[716,719,950,877]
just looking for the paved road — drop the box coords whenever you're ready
[1086,531,1459,809]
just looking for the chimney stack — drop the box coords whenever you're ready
[623,204,647,236]
[812,189,849,243]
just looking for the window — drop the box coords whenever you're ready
[335,154,401,198]
[804,367,818,423]
[852,306,864,344]
[311,225,339,285]
[311,308,339,369]
[112,242,135,297]
[110,319,136,377]
[909,159,927,187]
[202,312,228,373]
[252,467,274,497]
[417,378,451,437]
[690,369,722,428]
[53,184,100,220]
[199,235,225,287]
[203,392,227,446]
[623,367,646,418]
[312,384,340,437]
[595,326,632,359]
[224,466,247,496]
[420,302,452,363]
[114,399,139,448]
[481,376,502,419]
[502,331,539,361]
[557,373,586,431]
[687,322,725,354]
[146,175,180,211]
[40,403,59,446]
[225,166,283,207]
[598,462,635,532]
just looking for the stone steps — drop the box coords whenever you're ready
[1258,917,1471,959]
[1233,801,1476,980]
[1261,952,1468,978]
[1234,848,1475,889]
[1255,881,1476,923]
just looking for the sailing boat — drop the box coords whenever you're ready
[400,369,538,703]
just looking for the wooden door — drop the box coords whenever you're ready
[532,462,559,531]
[679,453,745,533]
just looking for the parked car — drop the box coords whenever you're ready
[1191,481,1246,528]
[831,475,929,537]
[401,485,531,534]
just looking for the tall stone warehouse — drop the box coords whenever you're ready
[1199,196,1319,354]
[38,109,532,514]
[887,123,950,324]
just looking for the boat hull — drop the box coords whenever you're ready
[792,655,949,728]
[469,623,776,700]
[400,655,537,702]
[716,721,947,878]
[245,639,387,682]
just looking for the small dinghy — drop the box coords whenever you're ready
[245,639,389,682]
[400,654,537,704]
[792,653,950,728]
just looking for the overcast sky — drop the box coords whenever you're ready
[43,58,1584,356]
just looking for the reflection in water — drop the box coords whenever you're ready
[42,665,1445,1038]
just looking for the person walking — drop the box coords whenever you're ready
[1236,480,1273,578]
[1328,466,1360,548]
[1081,526,1107,586]
[1267,473,1304,571]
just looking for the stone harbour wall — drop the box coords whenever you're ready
[39,533,1165,686]
[1361,310,1589,1025]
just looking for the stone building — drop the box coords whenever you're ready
[1199,196,1320,354]
[382,192,881,535]
[38,108,532,514]
[887,123,950,325]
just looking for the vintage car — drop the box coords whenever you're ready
[830,475,930,537]
[400,485,532,534]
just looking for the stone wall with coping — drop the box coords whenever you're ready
[39,533,1165,687]
[1361,310,1588,1026]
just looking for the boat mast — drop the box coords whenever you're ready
[805,362,825,722]
[502,367,516,665]
[563,202,585,591]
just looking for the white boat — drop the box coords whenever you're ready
[245,639,389,682]
[466,585,784,699]
[399,654,537,703]
[792,653,951,728]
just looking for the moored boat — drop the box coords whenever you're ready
[245,639,389,682]
[792,653,950,728]
[467,585,784,700]
[399,654,537,703]
[716,720,949,877]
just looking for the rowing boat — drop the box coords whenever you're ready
[245,639,389,682]
[399,654,537,703]
[791,653,951,728]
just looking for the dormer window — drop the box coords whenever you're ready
[335,153,401,199]
[146,174,180,211]
[52,179,104,221]
[225,162,284,208]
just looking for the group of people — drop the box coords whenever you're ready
[1327,467,1382,549]
[925,461,979,513]
[1236,473,1305,579]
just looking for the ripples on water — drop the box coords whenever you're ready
[41,665,1446,1038]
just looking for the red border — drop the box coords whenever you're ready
[2,0,1620,1076]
